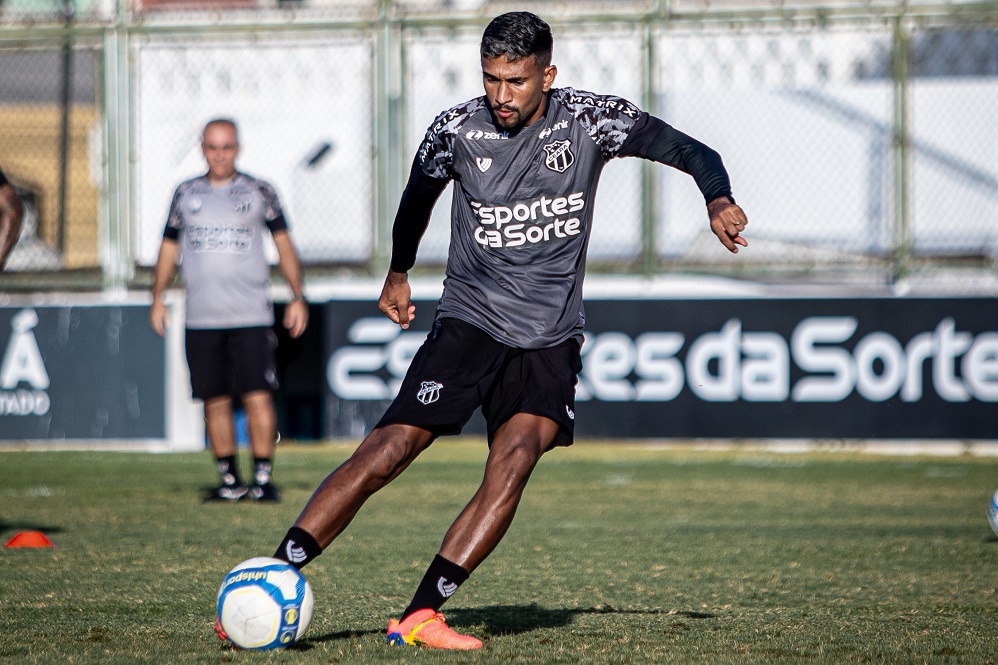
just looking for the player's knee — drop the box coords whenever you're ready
[490,437,543,486]
[351,427,420,487]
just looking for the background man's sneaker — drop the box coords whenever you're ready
[249,482,280,502]
[386,609,483,650]
[203,484,248,503]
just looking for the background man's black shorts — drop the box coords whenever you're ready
[376,317,582,446]
[185,326,279,401]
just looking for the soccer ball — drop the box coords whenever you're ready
[988,489,998,539]
[216,557,314,650]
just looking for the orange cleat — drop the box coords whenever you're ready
[214,617,229,642]
[386,608,482,650]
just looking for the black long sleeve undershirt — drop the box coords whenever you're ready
[389,159,449,273]
[618,114,733,205]
[389,115,732,273]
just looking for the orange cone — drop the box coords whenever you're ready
[5,531,56,548]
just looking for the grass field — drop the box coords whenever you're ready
[2,441,997,664]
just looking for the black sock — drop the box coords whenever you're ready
[401,554,470,620]
[274,526,322,570]
[216,455,242,487]
[253,457,273,486]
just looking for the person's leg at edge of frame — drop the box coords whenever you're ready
[272,422,435,565]
[385,413,561,651]
[203,395,248,502]
[242,390,280,502]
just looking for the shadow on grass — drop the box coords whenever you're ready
[302,604,715,646]
[0,520,64,537]
[449,604,715,636]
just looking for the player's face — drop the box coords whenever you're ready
[482,55,557,131]
[201,123,239,183]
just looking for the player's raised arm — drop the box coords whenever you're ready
[619,114,748,253]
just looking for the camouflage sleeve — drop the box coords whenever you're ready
[416,98,485,179]
[555,88,645,161]
[259,181,288,233]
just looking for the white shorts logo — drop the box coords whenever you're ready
[417,381,443,405]
[566,405,575,420]
[437,577,458,597]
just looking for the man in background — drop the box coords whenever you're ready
[150,118,308,503]
[0,168,24,270]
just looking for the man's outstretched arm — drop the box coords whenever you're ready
[620,115,748,253]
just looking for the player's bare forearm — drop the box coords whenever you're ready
[707,196,748,254]
[273,231,309,338]
[150,239,179,336]
[273,231,305,300]
[379,270,416,329]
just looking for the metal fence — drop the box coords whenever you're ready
[0,0,996,291]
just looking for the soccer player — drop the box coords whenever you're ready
[0,168,24,271]
[271,11,747,649]
[150,118,308,503]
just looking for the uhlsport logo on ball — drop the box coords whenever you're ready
[216,557,314,650]
[988,490,998,539]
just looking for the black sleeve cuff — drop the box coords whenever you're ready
[266,214,288,233]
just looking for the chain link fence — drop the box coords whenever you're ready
[0,0,995,291]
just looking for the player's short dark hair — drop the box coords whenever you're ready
[202,117,239,142]
[481,12,553,68]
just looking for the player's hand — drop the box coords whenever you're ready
[707,196,748,254]
[149,299,169,337]
[284,299,309,339]
[378,270,416,329]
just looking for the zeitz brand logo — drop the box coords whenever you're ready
[543,140,575,173]
[465,129,509,140]
[476,157,493,173]
[0,309,51,416]
[538,119,569,140]
[417,381,443,405]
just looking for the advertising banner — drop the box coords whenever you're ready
[323,297,997,439]
[0,305,166,441]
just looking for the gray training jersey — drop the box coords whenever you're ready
[416,87,644,349]
[163,172,287,329]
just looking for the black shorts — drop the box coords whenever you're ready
[184,326,279,401]
[376,317,582,447]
